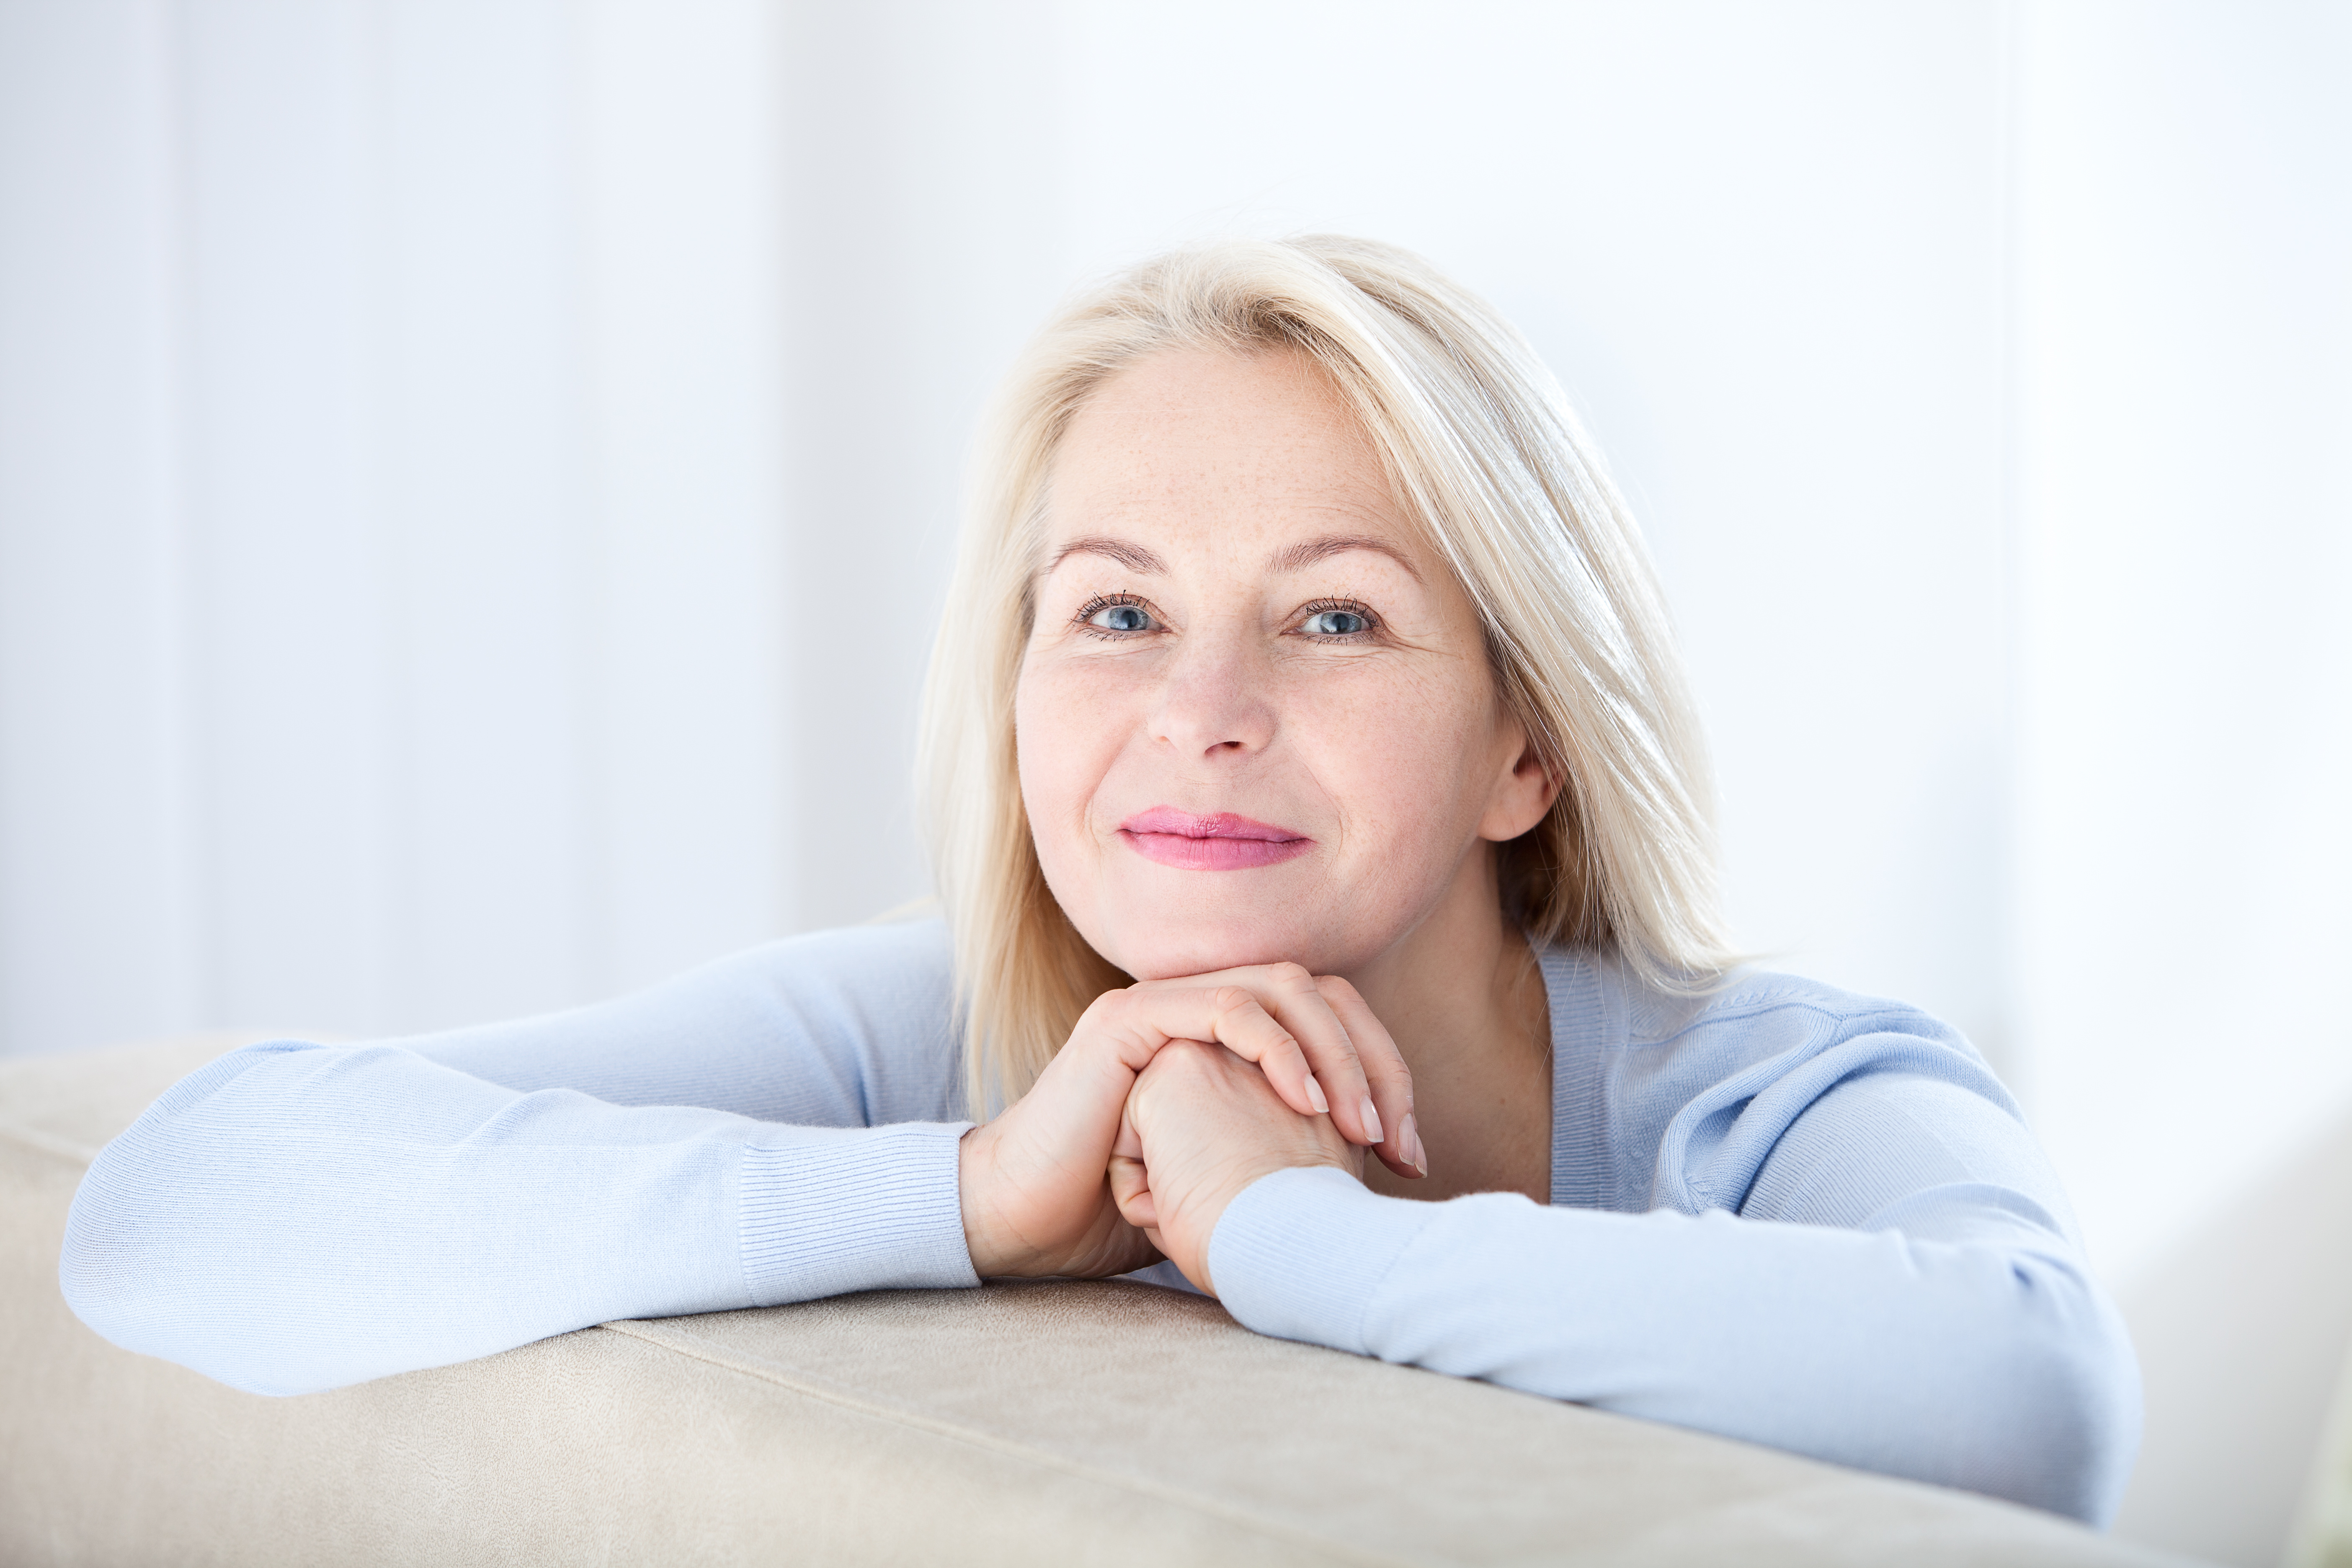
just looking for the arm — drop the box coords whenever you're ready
[62,935,1420,1395]
[390,922,967,1124]
[59,920,982,1395]
[60,1039,975,1395]
[1119,1046,2141,1526]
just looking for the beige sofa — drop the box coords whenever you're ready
[2,1037,2197,1566]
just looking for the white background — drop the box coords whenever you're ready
[2,3,2346,1561]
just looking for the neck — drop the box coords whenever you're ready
[1346,844,1553,1204]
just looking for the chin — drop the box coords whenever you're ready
[1092,908,1350,983]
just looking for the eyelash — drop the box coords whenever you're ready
[1293,597,1382,641]
[1069,593,1383,641]
[1073,593,1155,639]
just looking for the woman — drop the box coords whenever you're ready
[61,236,2138,1524]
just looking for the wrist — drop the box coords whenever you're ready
[1176,1148,1356,1295]
[957,1125,1020,1278]
[1207,1166,1411,1347]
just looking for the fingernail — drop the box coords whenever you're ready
[1359,1096,1384,1145]
[1405,1114,1427,1176]
[1304,1074,1329,1115]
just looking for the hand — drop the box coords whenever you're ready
[1106,1039,1361,1296]
[958,963,1419,1279]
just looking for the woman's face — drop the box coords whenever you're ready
[1015,345,1552,982]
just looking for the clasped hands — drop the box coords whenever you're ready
[957,964,1423,1295]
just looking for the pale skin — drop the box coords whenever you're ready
[957,343,1559,1292]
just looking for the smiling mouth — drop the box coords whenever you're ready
[1116,807,1314,871]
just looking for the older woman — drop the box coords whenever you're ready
[61,237,2139,1524]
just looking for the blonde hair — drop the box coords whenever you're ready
[919,235,1731,1117]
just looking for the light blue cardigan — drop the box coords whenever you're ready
[59,918,2140,1523]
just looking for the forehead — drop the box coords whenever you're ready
[1043,345,1421,559]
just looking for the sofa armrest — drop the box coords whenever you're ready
[1,1039,2192,1566]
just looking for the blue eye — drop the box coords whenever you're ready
[1085,600,1154,633]
[1302,608,1371,637]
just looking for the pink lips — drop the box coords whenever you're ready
[1117,807,1314,871]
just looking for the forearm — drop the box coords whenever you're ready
[60,1042,977,1395]
[1208,1169,2141,1524]
[391,922,963,1127]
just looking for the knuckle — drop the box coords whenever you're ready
[1166,1037,1217,1072]
[1208,984,1254,1015]
[1314,973,1362,1003]
[1266,961,1313,989]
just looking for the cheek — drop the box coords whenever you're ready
[1014,658,1136,855]
[1301,661,1501,851]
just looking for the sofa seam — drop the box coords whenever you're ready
[596,1318,1417,1568]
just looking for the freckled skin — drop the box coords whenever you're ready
[1019,349,1507,981]
[1015,345,1558,1205]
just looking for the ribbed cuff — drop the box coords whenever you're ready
[1207,1166,1440,1351]
[738,1122,980,1304]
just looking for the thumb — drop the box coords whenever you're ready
[1111,1093,1144,1164]
[1108,1099,1157,1229]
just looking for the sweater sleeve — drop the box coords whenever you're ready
[1205,1071,2142,1526]
[59,925,980,1395]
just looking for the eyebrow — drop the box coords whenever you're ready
[1267,533,1424,582]
[1046,536,1168,575]
[1044,532,1421,582]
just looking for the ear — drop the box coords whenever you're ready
[1478,720,1560,843]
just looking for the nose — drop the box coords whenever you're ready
[1147,620,1275,761]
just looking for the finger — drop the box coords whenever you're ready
[1111,1098,1144,1164]
[1108,1100,1155,1227]
[1315,974,1424,1178]
[1108,1153,1158,1230]
[1197,985,1330,1120]
[1106,985,1327,1122]
[1136,964,1380,1145]
[1031,983,1325,1175]
[1000,992,1161,1175]
[1234,962,1387,1147]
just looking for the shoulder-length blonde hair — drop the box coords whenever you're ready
[919,235,1731,1118]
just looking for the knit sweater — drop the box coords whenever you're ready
[59,918,2140,1523]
